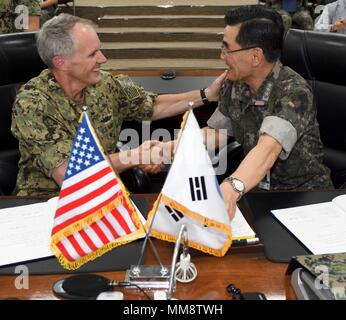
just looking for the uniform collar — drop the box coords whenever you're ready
[43,69,82,121]
[239,60,283,106]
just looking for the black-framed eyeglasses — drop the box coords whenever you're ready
[220,44,257,56]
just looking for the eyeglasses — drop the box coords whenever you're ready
[220,44,257,56]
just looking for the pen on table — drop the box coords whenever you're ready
[232,237,260,247]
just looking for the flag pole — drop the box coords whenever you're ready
[133,103,195,273]
[81,106,130,193]
[82,106,169,275]
[132,193,166,274]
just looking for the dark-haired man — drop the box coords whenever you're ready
[205,5,333,219]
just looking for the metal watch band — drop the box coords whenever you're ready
[223,176,244,201]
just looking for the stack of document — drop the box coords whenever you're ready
[231,206,256,241]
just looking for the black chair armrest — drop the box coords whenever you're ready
[0,149,20,195]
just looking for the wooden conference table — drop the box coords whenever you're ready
[0,193,296,300]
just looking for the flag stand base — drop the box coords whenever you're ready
[124,265,172,290]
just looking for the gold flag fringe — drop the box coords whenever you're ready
[50,227,144,270]
[161,194,232,237]
[51,191,145,270]
[180,111,189,129]
[150,227,230,257]
[145,194,232,257]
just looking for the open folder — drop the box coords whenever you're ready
[0,198,256,268]
[271,194,346,255]
[0,196,148,274]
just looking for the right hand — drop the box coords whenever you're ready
[135,140,166,174]
[331,19,346,32]
[220,181,239,221]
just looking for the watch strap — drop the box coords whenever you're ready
[200,88,210,106]
[223,176,244,201]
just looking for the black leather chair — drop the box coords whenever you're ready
[0,32,149,195]
[282,29,346,188]
[0,32,46,195]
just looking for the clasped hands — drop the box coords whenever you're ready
[119,140,175,174]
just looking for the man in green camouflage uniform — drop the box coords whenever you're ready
[0,0,41,34]
[266,0,314,30]
[205,6,333,220]
[11,14,226,196]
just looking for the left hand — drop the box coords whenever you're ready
[205,70,228,102]
[220,181,239,221]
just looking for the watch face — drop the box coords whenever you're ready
[233,179,244,192]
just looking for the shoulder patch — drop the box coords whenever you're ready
[115,77,141,101]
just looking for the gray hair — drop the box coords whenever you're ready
[36,14,95,68]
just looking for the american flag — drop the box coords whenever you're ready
[50,112,144,270]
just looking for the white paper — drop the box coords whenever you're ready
[0,199,57,266]
[0,197,256,267]
[272,196,346,254]
[231,206,256,240]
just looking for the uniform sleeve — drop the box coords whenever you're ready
[113,75,156,122]
[259,116,297,160]
[207,108,233,136]
[11,93,73,178]
[314,3,333,32]
[19,0,41,16]
[206,80,234,136]
[260,82,314,160]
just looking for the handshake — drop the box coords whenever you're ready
[118,140,176,174]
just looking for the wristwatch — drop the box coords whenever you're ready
[223,176,245,201]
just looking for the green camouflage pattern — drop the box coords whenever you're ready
[292,9,314,30]
[40,6,55,25]
[276,8,293,30]
[271,2,314,30]
[295,253,346,300]
[216,61,333,190]
[11,69,156,196]
[0,0,41,34]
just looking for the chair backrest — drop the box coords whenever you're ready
[0,32,47,194]
[282,29,346,187]
[0,32,47,150]
[0,31,150,195]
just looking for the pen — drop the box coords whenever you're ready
[232,237,260,247]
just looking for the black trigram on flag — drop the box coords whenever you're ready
[164,205,184,222]
[189,176,208,201]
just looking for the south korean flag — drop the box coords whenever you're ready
[147,110,232,257]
